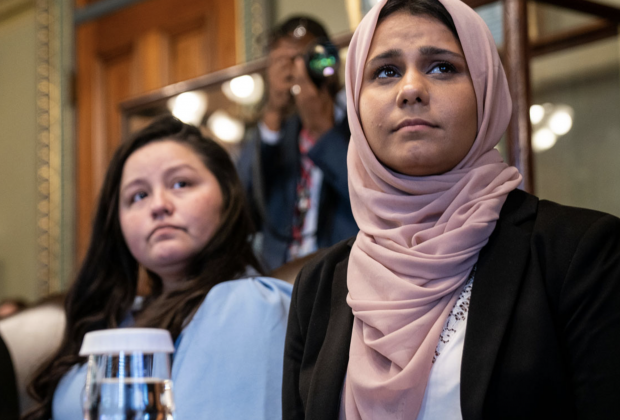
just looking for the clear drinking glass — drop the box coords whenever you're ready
[80,328,176,420]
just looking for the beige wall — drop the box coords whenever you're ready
[0,2,38,301]
[274,0,350,36]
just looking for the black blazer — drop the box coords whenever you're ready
[283,189,620,420]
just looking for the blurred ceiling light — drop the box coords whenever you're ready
[207,110,245,143]
[168,91,208,126]
[532,128,557,153]
[529,104,545,125]
[548,105,574,136]
[222,73,264,105]
[230,75,254,99]
[530,103,574,153]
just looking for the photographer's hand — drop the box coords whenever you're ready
[263,44,298,132]
[292,57,335,140]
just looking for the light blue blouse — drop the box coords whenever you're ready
[52,277,293,420]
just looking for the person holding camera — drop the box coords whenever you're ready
[237,17,358,271]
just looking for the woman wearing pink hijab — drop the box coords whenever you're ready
[282,0,620,419]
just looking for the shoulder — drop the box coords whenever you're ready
[181,277,293,333]
[179,277,293,334]
[535,199,620,277]
[177,277,292,341]
[526,191,620,263]
[174,278,292,364]
[172,278,291,419]
[292,237,355,319]
[501,189,620,288]
[500,189,617,242]
[296,238,354,287]
[195,277,292,322]
[535,195,614,239]
[209,276,293,299]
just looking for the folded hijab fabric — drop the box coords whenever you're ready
[343,0,523,418]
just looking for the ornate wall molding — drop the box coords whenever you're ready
[35,0,72,296]
[241,0,271,61]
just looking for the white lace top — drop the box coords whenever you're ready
[417,268,474,420]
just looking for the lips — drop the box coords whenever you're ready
[149,225,183,240]
[394,118,437,132]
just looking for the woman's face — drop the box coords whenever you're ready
[119,140,223,288]
[359,12,478,176]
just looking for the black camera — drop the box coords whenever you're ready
[304,38,341,90]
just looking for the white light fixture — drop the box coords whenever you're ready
[207,110,245,143]
[230,75,254,99]
[530,103,574,153]
[221,73,264,105]
[548,106,574,136]
[529,104,545,125]
[532,128,557,153]
[167,91,208,126]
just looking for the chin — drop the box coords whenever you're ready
[389,157,440,177]
[149,245,195,266]
[392,147,457,176]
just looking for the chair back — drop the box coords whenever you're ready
[0,295,65,415]
[269,250,324,284]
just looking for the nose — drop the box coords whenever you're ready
[150,189,173,219]
[396,70,429,107]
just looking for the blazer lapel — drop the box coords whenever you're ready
[460,190,538,420]
[306,255,354,420]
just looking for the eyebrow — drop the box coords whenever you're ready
[120,163,198,195]
[367,46,464,65]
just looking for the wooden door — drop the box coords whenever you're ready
[75,0,237,260]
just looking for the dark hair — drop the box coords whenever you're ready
[268,15,329,50]
[378,0,459,40]
[24,116,263,420]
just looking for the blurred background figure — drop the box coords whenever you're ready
[0,299,28,320]
[237,16,358,271]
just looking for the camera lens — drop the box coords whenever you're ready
[304,39,340,89]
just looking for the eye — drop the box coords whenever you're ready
[131,191,147,203]
[373,65,401,80]
[173,180,189,189]
[429,61,457,75]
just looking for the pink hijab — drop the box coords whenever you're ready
[343,0,523,418]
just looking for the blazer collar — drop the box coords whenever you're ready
[460,189,538,420]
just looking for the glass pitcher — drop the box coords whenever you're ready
[80,328,176,420]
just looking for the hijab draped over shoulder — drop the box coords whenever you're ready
[343,0,523,418]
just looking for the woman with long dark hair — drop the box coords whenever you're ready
[25,116,292,420]
[283,0,620,419]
